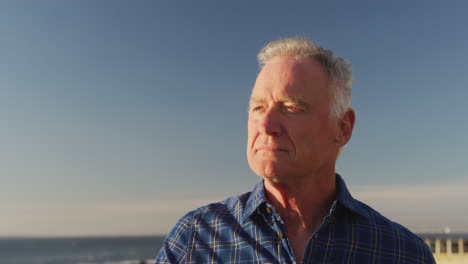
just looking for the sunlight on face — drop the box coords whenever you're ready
[247,57,339,183]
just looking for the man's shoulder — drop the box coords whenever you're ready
[336,174,427,246]
[351,198,424,241]
[176,191,253,224]
[156,191,255,262]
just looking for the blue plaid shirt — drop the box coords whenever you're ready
[155,174,435,263]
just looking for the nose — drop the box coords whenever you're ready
[258,107,282,136]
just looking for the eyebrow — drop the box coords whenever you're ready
[282,97,308,107]
[249,96,263,104]
[249,96,309,107]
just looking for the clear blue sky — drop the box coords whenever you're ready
[1,0,467,236]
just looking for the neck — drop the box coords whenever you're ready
[263,169,336,233]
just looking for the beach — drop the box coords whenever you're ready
[434,254,468,264]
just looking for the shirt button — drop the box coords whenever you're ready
[278,231,284,239]
[266,207,272,214]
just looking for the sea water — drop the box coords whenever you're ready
[0,236,164,264]
[3,234,467,264]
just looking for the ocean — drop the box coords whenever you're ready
[0,236,164,264]
[2,234,467,264]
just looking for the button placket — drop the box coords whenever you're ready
[267,219,274,226]
[264,205,275,227]
[278,231,284,239]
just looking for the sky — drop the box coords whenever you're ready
[1,0,467,237]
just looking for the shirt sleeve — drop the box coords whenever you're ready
[155,211,195,264]
[421,240,437,264]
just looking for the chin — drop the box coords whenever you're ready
[252,162,287,182]
[249,155,291,178]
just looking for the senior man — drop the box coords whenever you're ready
[155,38,435,264]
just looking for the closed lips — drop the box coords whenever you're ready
[257,147,287,152]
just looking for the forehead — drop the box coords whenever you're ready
[251,56,330,101]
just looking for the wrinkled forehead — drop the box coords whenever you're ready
[258,56,306,78]
[251,56,331,100]
[259,56,329,77]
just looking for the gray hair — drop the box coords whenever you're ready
[257,38,353,121]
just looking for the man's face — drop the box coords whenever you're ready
[247,56,340,183]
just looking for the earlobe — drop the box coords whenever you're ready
[336,109,355,145]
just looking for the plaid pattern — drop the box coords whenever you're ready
[155,174,435,263]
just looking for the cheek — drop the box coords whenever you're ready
[247,120,258,145]
[290,121,329,155]
[246,123,257,160]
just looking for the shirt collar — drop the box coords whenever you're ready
[242,173,369,223]
[335,173,369,218]
[242,179,267,223]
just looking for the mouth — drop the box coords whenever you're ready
[256,147,288,152]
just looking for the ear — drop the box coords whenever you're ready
[336,108,355,146]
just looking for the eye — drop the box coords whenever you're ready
[284,104,300,112]
[251,106,263,112]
